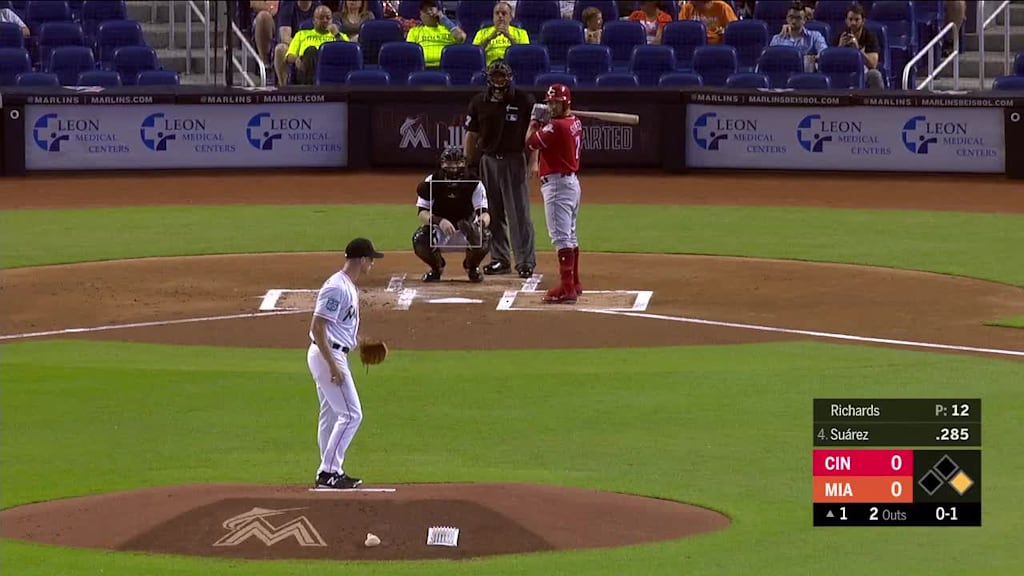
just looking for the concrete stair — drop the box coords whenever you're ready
[929,3,1024,91]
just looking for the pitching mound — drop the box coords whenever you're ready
[0,483,730,561]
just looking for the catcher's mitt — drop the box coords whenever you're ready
[358,339,388,371]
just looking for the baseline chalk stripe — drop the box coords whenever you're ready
[258,289,285,311]
[497,290,653,312]
[395,289,417,311]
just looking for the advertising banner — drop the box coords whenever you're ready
[24,103,348,170]
[685,104,1005,173]
[371,102,660,168]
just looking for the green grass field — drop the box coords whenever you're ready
[2,203,1023,575]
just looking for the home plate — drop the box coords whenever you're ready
[427,297,483,304]
[308,488,398,493]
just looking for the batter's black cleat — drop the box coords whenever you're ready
[483,260,510,275]
[315,471,362,489]
[466,267,483,282]
[422,268,443,282]
[516,265,534,279]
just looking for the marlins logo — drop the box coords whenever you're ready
[213,507,326,547]
[400,115,430,149]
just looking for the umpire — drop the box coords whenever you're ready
[464,59,538,279]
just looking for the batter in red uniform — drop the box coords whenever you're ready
[525,84,583,304]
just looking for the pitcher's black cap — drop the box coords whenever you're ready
[345,238,384,259]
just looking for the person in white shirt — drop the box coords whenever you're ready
[0,7,30,38]
[308,237,384,490]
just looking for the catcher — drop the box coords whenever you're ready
[411,146,492,283]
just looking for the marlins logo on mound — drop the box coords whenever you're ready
[213,507,326,547]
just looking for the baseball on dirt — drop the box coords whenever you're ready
[365,533,381,547]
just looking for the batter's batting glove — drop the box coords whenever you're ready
[530,103,550,123]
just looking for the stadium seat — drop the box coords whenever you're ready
[15,70,58,86]
[456,0,496,42]
[396,1,421,19]
[0,47,30,85]
[660,20,706,71]
[573,0,619,24]
[817,47,865,89]
[48,45,94,85]
[864,21,891,88]
[539,19,584,71]
[595,71,639,87]
[505,43,549,86]
[1014,52,1024,76]
[726,72,769,89]
[80,0,126,43]
[628,44,675,86]
[470,69,487,86]
[518,0,560,39]
[0,22,23,49]
[25,0,71,34]
[723,19,769,73]
[407,69,451,85]
[805,21,832,46]
[38,21,84,68]
[992,75,1024,91]
[691,44,737,87]
[786,72,831,90]
[378,41,425,85]
[753,0,789,34]
[658,71,703,87]
[811,0,851,43]
[868,1,916,51]
[136,69,179,85]
[95,19,143,69]
[566,43,611,86]
[364,0,383,20]
[111,44,158,85]
[357,20,403,66]
[315,41,363,85]
[440,44,485,85]
[535,71,577,88]
[756,45,803,89]
[601,20,646,69]
[346,69,391,85]
[76,68,120,86]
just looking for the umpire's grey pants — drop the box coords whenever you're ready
[479,152,536,270]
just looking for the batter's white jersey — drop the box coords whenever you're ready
[309,270,360,352]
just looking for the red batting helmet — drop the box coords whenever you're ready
[545,83,571,104]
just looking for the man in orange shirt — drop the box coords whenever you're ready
[629,0,673,45]
[678,0,738,44]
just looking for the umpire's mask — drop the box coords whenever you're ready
[486,60,512,101]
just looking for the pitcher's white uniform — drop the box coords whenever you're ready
[307,270,363,477]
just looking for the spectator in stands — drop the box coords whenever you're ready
[473,1,529,66]
[335,0,374,42]
[582,6,603,44]
[769,2,827,71]
[250,1,279,68]
[406,0,466,68]
[274,0,321,85]
[0,5,29,38]
[505,1,574,19]
[833,3,884,89]
[679,0,738,45]
[286,4,349,85]
[943,0,966,57]
[629,1,672,45]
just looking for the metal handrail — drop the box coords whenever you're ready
[977,0,1012,89]
[902,22,960,90]
[183,1,212,84]
[229,20,268,87]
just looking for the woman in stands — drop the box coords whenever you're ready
[335,0,375,43]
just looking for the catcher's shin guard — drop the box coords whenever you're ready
[573,246,582,294]
[412,225,445,278]
[543,247,577,304]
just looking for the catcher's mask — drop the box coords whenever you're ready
[440,146,467,180]
[486,60,512,100]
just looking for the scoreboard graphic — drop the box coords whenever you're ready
[813,399,981,526]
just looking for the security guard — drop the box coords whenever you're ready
[463,59,538,279]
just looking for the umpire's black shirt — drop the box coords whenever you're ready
[465,87,536,158]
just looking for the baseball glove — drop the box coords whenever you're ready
[359,339,388,371]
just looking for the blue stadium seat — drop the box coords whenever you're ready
[753,0,789,34]
[658,71,702,87]
[786,72,831,90]
[692,44,737,87]
[0,47,30,85]
[756,45,803,89]
[346,69,391,85]
[15,70,58,86]
[25,0,71,34]
[539,19,584,71]
[364,0,383,20]
[723,19,769,73]
[111,45,158,85]
[456,0,497,42]
[76,68,120,86]
[0,22,23,48]
[535,71,577,89]
[357,20,403,65]
[440,44,485,85]
[48,45,94,85]
[396,1,421,19]
[517,0,560,39]
[470,69,487,86]
[566,43,611,86]
[573,0,619,24]
[726,71,769,89]
[505,43,549,86]
[864,21,891,88]
[80,0,126,43]
[868,0,916,51]
[38,21,84,68]
[993,75,1024,91]
[601,20,646,69]
[95,19,143,69]
[817,47,865,89]
[1014,52,1024,76]
[805,21,832,47]
[315,41,363,85]
[660,20,705,71]
[595,71,639,87]
[811,0,850,42]
[407,69,451,85]
[136,69,179,85]
[628,44,675,86]
[378,41,425,85]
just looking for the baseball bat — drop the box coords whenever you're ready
[572,110,640,125]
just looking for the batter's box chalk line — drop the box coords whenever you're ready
[496,290,654,312]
